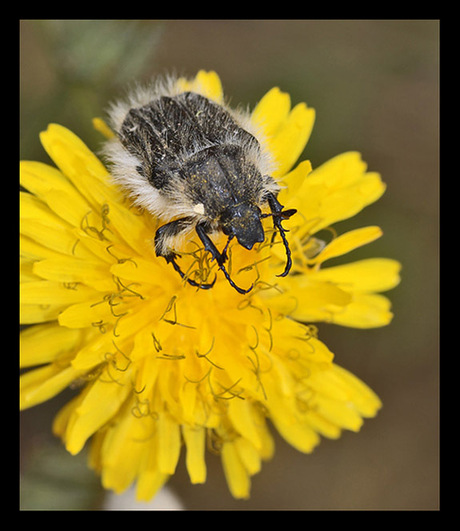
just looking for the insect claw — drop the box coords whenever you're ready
[218,264,253,295]
[235,283,253,295]
[189,275,217,290]
[276,257,292,278]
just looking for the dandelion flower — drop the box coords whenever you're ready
[20,70,401,500]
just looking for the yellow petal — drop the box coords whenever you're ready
[46,190,96,228]
[263,369,321,453]
[20,303,63,324]
[304,411,342,439]
[221,441,251,499]
[71,229,120,264]
[234,437,261,475]
[271,415,320,454]
[33,256,112,291]
[58,298,115,330]
[176,70,223,102]
[131,330,159,390]
[308,367,350,402]
[254,418,275,461]
[136,469,169,502]
[109,299,162,341]
[315,397,364,432]
[20,192,79,257]
[278,160,313,204]
[20,258,40,283]
[20,279,99,325]
[266,277,352,322]
[313,258,402,294]
[20,234,66,261]
[20,219,77,258]
[287,152,386,233]
[270,320,335,366]
[20,191,68,229]
[328,293,394,328]
[314,226,383,264]
[228,398,262,450]
[20,280,96,306]
[39,124,122,210]
[40,124,108,181]
[309,151,368,188]
[156,412,181,475]
[92,117,115,139]
[194,70,224,102]
[270,103,315,178]
[252,87,291,138]
[20,161,93,229]
[131,415,170,501]
[98,403,153,494]
[70,332,119,371]
[65,368,132,455]
[110,256,165,285]
[20,323,82,368]
[313,174,385,231]
[101,463,135,495]
[309,364,381,429]
[20,364,82,410]
[102,200,153,257]
[20,161,74,201]
[182,425,207,484]
[331,364,382,417]
[53,394,80,440]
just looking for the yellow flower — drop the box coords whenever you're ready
[20,70,400,500]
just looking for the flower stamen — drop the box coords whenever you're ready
[159,295,196,329]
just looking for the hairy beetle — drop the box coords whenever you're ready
[104,79,296,294]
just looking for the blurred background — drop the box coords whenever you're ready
[19,20,439,510]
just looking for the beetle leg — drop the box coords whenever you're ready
[195,223,253,295]
[155,218,216,289]
[265,192,297,277]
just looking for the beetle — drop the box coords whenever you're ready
[104,79,296,294]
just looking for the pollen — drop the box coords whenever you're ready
[193,203,205,215]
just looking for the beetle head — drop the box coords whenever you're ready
[220,203,264,250]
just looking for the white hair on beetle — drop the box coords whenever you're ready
[103,138,171,219]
